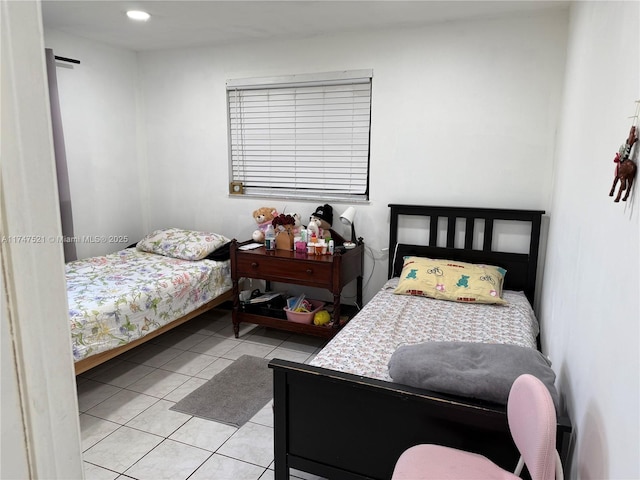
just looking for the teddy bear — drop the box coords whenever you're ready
[308,204,333,239]
[252,207,278,243]
[254,207,278,225]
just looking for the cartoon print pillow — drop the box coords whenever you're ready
[393,256,507,304]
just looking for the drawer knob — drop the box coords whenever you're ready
[251,262,258,268]
[306,269,313,275]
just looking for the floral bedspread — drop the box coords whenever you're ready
[311,278,539,381]
[67,248,231,362]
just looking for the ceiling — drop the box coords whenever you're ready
[41,0,570,52]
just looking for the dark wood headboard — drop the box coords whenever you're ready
[388,204,545,303]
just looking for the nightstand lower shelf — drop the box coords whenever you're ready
[236,311,340,338]
[230,235,364,339]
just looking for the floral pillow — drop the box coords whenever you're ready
[136,228,230,261]
[393,256,507,304]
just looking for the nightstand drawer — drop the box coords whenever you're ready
[236,255,332,285]
[230,236,363,339]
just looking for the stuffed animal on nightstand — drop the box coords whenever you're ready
[308,204,333,239]
[252,207,278,242]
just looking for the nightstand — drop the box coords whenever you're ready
[230,232,363,338]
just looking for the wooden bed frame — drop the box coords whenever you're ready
[74,289,233,375]
[269,204,572,480]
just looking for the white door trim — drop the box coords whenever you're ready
[1,0,83,477]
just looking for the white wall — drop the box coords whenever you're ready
[137,10,569,302]
[541,2,639,479]
[44,29,147,258]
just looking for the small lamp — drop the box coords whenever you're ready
[340,207,357,243]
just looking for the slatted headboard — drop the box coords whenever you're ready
[388,204,545,304]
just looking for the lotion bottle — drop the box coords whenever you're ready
[265,224,276,251]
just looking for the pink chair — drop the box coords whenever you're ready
[391,374,564,480]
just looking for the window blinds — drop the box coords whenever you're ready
[227,70,372,200]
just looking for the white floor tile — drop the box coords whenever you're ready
[169,417,236,452]
[117,345,148,361]
[163,377,208,402]
[223,342,275,361]
[179,312,231,335]
[189,453,265,480]
[83,462,120,480]
[279,335,326,354]
[79,414,121,452]
[215,322,258,339]
[83,426,162,473]
[266,347,311,363]
[77,380,122,412]
[88,361,156,388]
[188,336,241,356]
[81,357,125,380]
[217,422,274,467]
[290,468,329,480]
[125,344,184,368]
[126,399,190,437]
[248,401,274,428]
[78,330,324,480]
[244,327,290,347]
[126,368,191,398]
[259,468,274,480]
[152,330,209,350]
[124,439,210,480]
[194,357,234,380]
[159,350,217,376]
[86,389,158,424]
[175,317,214,335]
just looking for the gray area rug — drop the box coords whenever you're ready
[170,355,272,427]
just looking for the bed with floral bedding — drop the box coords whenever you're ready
[70,228,233,374]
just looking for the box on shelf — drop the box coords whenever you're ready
[242,293,287,320]
[284,299,325,324]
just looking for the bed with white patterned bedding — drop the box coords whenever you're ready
[68,247,231,370]
[310,277,539,381]
[270,205,573,480]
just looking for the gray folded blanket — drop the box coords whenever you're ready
[388,342,559,411]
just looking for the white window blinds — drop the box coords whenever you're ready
[227,70,372,201]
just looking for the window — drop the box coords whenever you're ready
[227,70,372,201]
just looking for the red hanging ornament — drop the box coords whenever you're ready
[609,105,639,202]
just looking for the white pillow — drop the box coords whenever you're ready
[136,228,229,261]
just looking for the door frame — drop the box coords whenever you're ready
[1,0,83,477]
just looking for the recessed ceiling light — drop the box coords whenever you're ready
[126,10,150,21]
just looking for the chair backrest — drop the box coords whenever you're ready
[507,374,558,480]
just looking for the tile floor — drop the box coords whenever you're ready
[76,307,327,480]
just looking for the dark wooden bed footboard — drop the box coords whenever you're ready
[270,359,572,480]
